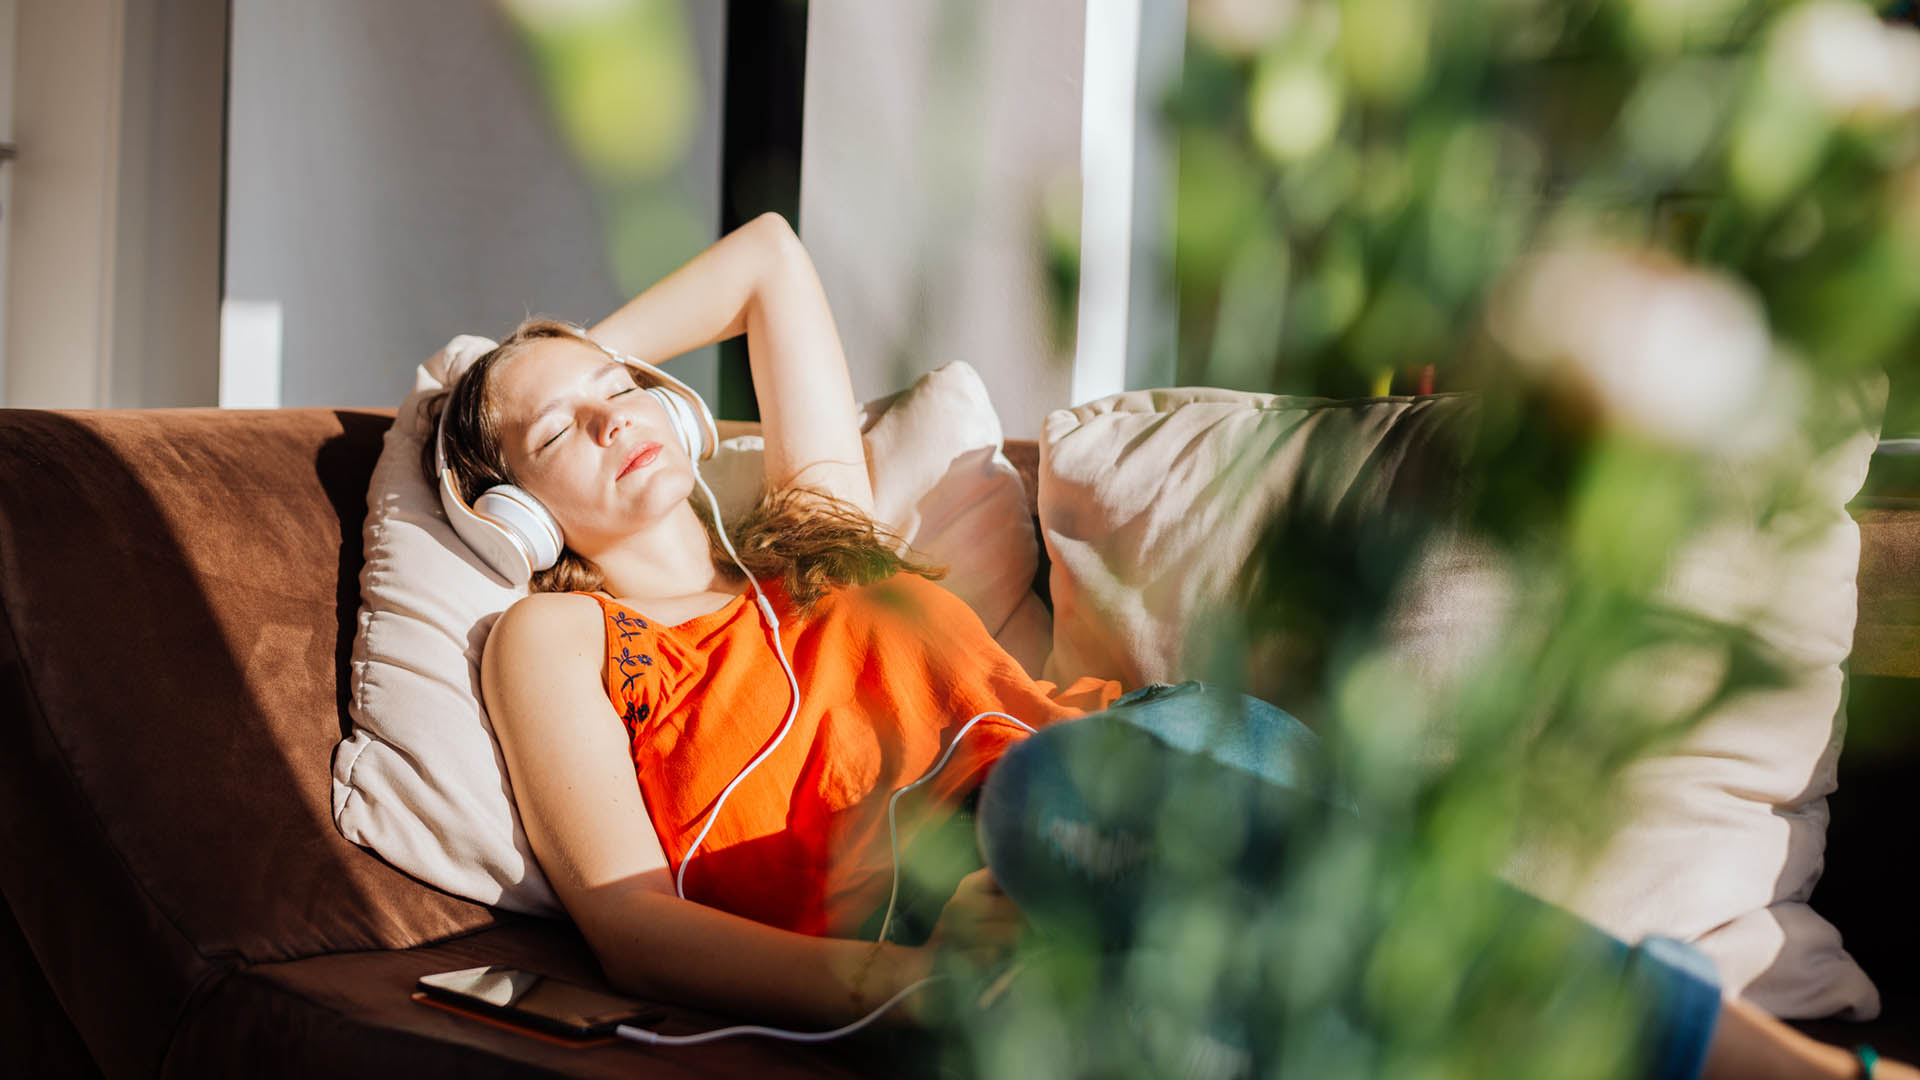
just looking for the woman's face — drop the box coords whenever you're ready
[490,338,696,553]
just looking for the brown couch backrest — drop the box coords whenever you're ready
[0,407,497,1076]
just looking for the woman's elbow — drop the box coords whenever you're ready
[569,876,679,999]
[751,209,797,242]
[595,948,666,1002]
[753,212,816,279]
[583,920,682,1004]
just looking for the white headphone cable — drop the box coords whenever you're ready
[614,975,942,1046]
[628,465,1032,1045]
[672,468,799,902]
[875,710,1035,944]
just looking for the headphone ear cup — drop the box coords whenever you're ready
[473,485,565,572]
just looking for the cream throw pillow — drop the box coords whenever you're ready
[1502,382,1884,1021]
[1037,384,1879,1020]
[330,336,1046,916]
[1039,389,1488,706]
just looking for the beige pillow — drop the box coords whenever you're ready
[1039,389,1483,705]
[330,337,1044,916]
[1037,384,1879,1020]
[1502,381,1884,1021]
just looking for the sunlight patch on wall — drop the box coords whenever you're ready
[1073,0,1143,409]
[219,297,283,408]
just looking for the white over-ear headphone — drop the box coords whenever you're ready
[434,337,720,586]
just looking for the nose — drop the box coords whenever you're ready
[591,398,637,446]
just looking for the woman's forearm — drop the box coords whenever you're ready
[586,212,790,369]
[589,879,934,1030]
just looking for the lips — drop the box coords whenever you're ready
[617,442,662,479]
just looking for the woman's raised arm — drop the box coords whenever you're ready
[587,212,872,514]
[586,212,790,371]
[479,591,931,1029]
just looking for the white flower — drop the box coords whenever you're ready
[1770,0,1920,121]
[1249,59,1344,164]
[1487,248,1775,450]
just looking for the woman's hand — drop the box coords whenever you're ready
[926,868,1026,968]
[864,864,1029,1022]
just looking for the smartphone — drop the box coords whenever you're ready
[415,965,665,1039]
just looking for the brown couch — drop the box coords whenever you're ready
[0,406,1913,1077]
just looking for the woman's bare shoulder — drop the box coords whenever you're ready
[480,593,616,750]
[484,592,606,670]
[499,589,602,624]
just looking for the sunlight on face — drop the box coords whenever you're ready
[491,338,695,549]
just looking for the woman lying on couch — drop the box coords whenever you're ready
[426,212,1909,1080]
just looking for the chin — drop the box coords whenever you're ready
[631,466,698,516]
[664,464,699,502]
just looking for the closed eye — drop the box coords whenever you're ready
[535,386,643,452]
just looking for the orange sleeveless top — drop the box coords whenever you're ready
[576,572,1124,937]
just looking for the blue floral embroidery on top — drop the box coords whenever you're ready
[614,645,655,694]
[600,599,658,715]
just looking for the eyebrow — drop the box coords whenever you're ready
[525,362,632,435]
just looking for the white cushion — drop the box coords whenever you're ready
[1037,383,1880,1020]
[1038,389,1487,708]
[1503,383,1884,1021]
[330,336,1044,916]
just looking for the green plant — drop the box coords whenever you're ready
[940,1,1920,1076]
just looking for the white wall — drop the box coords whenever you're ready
[6,1,1178,417]
[0,0,15,406]
[112,0,225,408]
[799,0,1185,439]
[4,0,119,408]
[224,0,725,409]
[1080,0,1186,405]
[800,0,1087,440]
[2,0,225,410]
